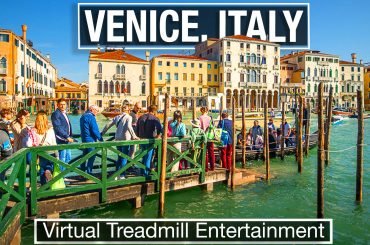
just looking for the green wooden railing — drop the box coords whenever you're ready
[0,136,207,238]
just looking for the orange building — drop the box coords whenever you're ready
[280,61,305,111]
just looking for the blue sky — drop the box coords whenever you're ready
[1,0,369,82]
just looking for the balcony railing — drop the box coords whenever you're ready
[318,61,329,66]
[238,62,246,68]
[95,73,102,79]
[246,82,267,88]
[273,65,280,70]
[273,83,280,89]
[340,92,357,96]
[225,81,232,87]
[113,74,125,80]
[238,82,246,88]
[0,68,6,75]
[224,61,232,67]
[139,75,146,80]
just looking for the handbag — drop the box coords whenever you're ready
[206,117,222,142]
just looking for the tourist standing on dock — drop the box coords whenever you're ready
[129,102,142,158]
[168,110,186,172]
[10,109,29,152]
[101,105,139,179]
[268,128,277,157]
[136,105,162,176]
[268,118,276,130]
[280,119,291,147]
[199,106,215,171]
[0,109,14,144]
[251,120,263,148]
[269,108,275,118]
[80,105,103,175]
[0,130,12,181]
[217,112,233,170]
[51,98,73,168]
[25,111,58,184]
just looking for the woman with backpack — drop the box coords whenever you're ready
[168,110,186,172]
[10,109,30,152]
[199,107,215,171]
[217,112,233,170]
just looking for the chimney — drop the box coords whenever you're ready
[46,54,50,60]
[21,24,27,41]
[360,59,363,65]
[145,50,150,61]
[351,53,357,63]
[97,44,101,52]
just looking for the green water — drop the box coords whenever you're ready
[20,114,370,244]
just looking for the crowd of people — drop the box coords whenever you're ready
[0,99,298,186]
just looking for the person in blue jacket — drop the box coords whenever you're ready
[217,112,233,170]
[80,105,103,175]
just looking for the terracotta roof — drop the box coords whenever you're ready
[89,50,147,63]
[157,54,209,61]
[56,87,87,92]
[339,60,361,65]
[281,50,339,60]
[208,38,219,41]
[224,35,275,44]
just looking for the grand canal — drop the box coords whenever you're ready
[20,113,370,244]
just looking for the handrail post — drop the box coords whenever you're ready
[264,101,270,180]
[19,153,27,223]
[317,82,325,218]
[280,102,285,160]
[200,140,207,183]
[241,95,246,168]
[356,90,364,203]
[101,147,107,203]
[30,150,38,216]
[231,96,236,189]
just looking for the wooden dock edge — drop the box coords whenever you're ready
[0,212,21,245]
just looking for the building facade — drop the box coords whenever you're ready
[281,51,340,108]
[0,25,57,112]
[280,61,305,111]
[53,77,88,113]
[88,49,150,109]
[194,35,280,111]
[365,66,370,111]
[338,54,364,109]
[150,55,220,110]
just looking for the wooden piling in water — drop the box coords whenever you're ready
[324,86,333,166]
[192,98,196,121]
[304,100,311,156]
[317,83,325,218]
[219,96,223,120]
[264,101,270,180]
[231,96,236,189]
[297,96,304,173]
[242,95,246,168]
[158,94,169,218]
[280,102,285,160]
[356,90,364,203]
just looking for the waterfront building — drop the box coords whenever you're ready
[52,77,88,114]
[150,54,220,110]
[0,25,57,112]
[338,53,364,109]
[365,65,370,111]
[88,49,150,109]
[194,35,280,111]
[281,50,340,108]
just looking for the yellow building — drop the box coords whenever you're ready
[280,61,305,111]
[365,66,370,111]
[150,55,220,110]
[0,25,57,112]
[53,77,88,113]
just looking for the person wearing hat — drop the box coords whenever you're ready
[217,112,233,170]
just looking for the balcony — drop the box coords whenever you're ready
[260,64,267,69]
[246,82,267,89]
[317,61,329,66]
[224,61,232,67]
[0,68,7,75]
[238,82,246,88]
[139,75,146,80]
[95,73,102,79]
[273,83,280,89]
[273,65,280,70]
[113,74,125,80]
[305,76,311,81]
[340,92,357,96]
[225,81,232,87]
[238,62,246,68]
[198,81,203,85]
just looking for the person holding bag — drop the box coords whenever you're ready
[217,112,233,170]
[199,107,215,171]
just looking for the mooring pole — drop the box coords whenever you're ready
[231,96,236,189]
[280,102,285,160]
[304,100,311,156]
[219,96,223,121]
[192,98,196,121]
[324,86,333,166]
[356,90,364,203]
[317,83,325,218]
[264,101,270,180]
[298,96,304,173]
[242,95,246,168]
[158,93,169,218]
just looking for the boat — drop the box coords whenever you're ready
[332,115,344,125]
[332,107,353,116]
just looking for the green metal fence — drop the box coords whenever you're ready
[0,136,207,238]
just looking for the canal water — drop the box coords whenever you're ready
[20,114,370,244]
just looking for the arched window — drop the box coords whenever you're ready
[335,84,338,93]
[126,81,131,94]
[0,79,6,92]
[314,84,317,92]
[98,63,102,73]
[307,67,311,77]
[251,70,256,83]
[103,80,108,93]
[335,69,338,78]
[314,68,317,77]
[347,84,350,92]
[307,83,311,92]
[256,71,260,83]
[329,69,332,77]
[246,53,250,63]
[261,56,266,64]
[142,66,146,75]
[0,57,7,69]
[109,81,114,93]
[141,82,146,94]
[257,54,261,64]
[97,80,102,93]
[115,81,120,93]
[121,65,125,74]
[250,54,256,64]
[116,64,120,74]
[121,81,125,93]
[246,70,250,82]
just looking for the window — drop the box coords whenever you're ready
[116,64,120,74]
[214,75,218,82]
[214,64,217,69]
[358,75,361,81]
[0,34,9,42]
[166,87,170,93]
[263,75,266,83]
[115,81,120,93]
[314,68,317,77]
[347,84,350,92]
[351,67,354,72]
[207,74,211,82]
[97,100,102,108]
[121,65,125,74]
[98,63,102,73]
[121,81,125,93]
[274,58,278,65]
[142,66,146,75]
[21,62,24,77]
[251,54,256,64]
[183,87,187,95]
[158,61,162,66]
[351,75,354,81]
[141,82,146,94]
[158,72,162,80]
[103,81,108,93]
[240,55,244,62]
[335,84,338,93]
[166,72,170,81]
[240,73,244,82]
[240,43,244,49]
[0,57,7,72]
[174,62,178,67]
[257,45,260,50]
[183,73,187,81]
[298,57,303,62]
[126,82,131,94]
[207,64,211,69]
[199,74,203,82]
[274,76,278,84]
[183,62,187,67]
[15,39,19,47]
[307,67,311,77]
[263,45,266,51]
[0,79,6,92]
[226,54,231,62]
[247,44,250,49]
[175,87,178,94]
[191,63,194,68]
[314,84,317,92]
[257,55,261,64]
[261,56,266,65]
[199,63,202,68]
[342,67,344,71]
[274,47,278,53]
[191,73,195,81]
[226,73,231,81]
[251,70,256,82]
[358,67,361,72]
[352,86,354,92]
[342,74,345,81]
[335,69,338,78]
[167,61,170,66]
[227,41,230,47]
[307,83,311,92]
[199,88,202,94]
[329,69,332,77]
[174,73,179,80]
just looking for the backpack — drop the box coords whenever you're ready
[220,120,230,147]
